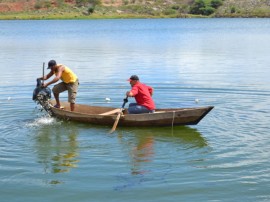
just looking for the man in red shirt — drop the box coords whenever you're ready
[126,75,155,114]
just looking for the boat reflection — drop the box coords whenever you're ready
[117,126,208,175]
[33,124,79,183]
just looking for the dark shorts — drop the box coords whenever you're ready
[52,79,79,104]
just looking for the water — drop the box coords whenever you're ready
[0,18,270,201]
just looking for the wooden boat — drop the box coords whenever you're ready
[48,100,214,127]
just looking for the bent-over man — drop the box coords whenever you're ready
[38,60,79,111]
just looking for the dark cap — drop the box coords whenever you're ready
[127,75,139,81]
[47,60,57,69]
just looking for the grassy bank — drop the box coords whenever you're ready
[0,0,269,20]
[0,7,198,20]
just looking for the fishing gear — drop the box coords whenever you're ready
[33,78,52,115]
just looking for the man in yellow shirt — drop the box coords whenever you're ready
[38,60,79,111]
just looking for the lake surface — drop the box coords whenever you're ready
[0,18,270,201]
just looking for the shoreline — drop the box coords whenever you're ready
[1,15,269,20]
[0,0,269,20]
[0,11,269,20]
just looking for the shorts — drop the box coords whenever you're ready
[52,79,79,104]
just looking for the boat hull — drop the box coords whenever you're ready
[48,101,213,127]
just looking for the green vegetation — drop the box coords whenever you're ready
[75,0,101,7]
[34,0,52,9]
[0,0,269,20]
[189,0,223,16]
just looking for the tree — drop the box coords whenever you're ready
[201,6,215,15]
[189,0,219,16]
[190,0,205,15]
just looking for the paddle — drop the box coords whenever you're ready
[109,96,128,133]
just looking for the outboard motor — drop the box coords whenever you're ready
[33,79,52,115]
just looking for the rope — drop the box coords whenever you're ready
[171,111,175,137]
[172,111,176,128]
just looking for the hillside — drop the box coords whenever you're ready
[216,0,270,17]
[0,0,269,19]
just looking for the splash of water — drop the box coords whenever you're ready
[26,116,59,128]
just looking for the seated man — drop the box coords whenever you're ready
[126,75,155,114]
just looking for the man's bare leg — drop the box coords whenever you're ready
[54,92,60,107]
[70,103,75,111]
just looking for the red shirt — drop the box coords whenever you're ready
[130,82,155,110]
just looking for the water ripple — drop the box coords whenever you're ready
[1,19,270,201]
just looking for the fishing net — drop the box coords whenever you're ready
[33,79,52,115]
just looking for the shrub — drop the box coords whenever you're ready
[88,6,95,14]
[201,6,215,15]
[57,0,65,7]
[210,0,223,9]
[34,0,51,9]
[230,6,236,14]
[189,0,219,16]
[171,5,180,10]
[123,0,129,5]
[34,2,42,9]
[122,5,156,15]
[190,0,205,15]
[179,4,189,14]
[76,0,101,7]
[163,8,177,16]
[44,0,51,9]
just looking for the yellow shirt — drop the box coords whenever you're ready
[55,64,77,83]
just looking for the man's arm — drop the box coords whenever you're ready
[43,66,64,88]
[126,85,138,97]
[148,86,153,96]
[126,91,134,97]
[38,71,53,81]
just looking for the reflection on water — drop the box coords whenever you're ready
[115,126,208,190]
[128,135,154,176]
[130,135,154,175]
[119,126,208,175]
[33,123,79,184]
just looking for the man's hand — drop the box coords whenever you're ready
[42,83,48,88]
[126,91,134,97]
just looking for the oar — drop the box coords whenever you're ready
[109,96,128,133]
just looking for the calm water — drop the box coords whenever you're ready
[0,18,270,201]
